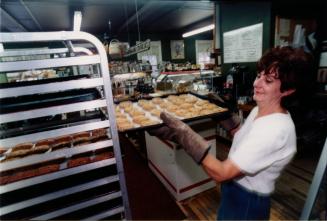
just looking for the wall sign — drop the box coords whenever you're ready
[223,23,263,63]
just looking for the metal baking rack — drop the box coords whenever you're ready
[0,31,130,220]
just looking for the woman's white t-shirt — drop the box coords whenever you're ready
[229,106,297,194]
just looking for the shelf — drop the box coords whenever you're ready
[0,31,130,220]
[1,140,113,172]
[0,78,104,99]
[0,55,100,72]
[0,176,119,216]
[0,120,110,147]
[32,191,122,220]
[0,99,107,124]
[82,206,124,221]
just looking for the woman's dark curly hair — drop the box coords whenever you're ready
[257,46,314,109]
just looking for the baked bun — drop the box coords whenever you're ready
[115,112,125,118]
[5,149,31,159]
[52,136,72,151]
[139,119,159,127]
[12,143,34,152]
[180,103,193,109]
[167,95,178,102]
[132,115,149,125]
[159,101,171,109]
[152,97,164,104]
[195,99,209,106]
[117,122,134,131]
[72,132,91,146]
[119,101,133,109]
[127,109,145,117]
[140,102,156,111]
[185,96,198,103]
[174,109,187,117]
[150,109,161,117]
[166,105,178,112]
[90,128,108,141]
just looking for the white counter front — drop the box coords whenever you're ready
[145,119,217,201]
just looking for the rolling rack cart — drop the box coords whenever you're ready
[0,32,130,220]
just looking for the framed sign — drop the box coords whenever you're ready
[223,23,263,63]
[170,40,185,59]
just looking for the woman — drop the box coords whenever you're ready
[150,46,313,220]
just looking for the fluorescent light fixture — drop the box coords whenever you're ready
[182,24,215,38]
[73,11,82,31]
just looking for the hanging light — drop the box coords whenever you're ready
[73,11,82,31]
[182,24,215,38]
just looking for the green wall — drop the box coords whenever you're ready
[216,1,272,75]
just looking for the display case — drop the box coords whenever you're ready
[0,32,130,220]
[155,70,220,95]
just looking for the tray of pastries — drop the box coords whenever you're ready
[0,128,113,185]
[114,93,228,132]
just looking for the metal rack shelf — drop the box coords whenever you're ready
[32,191,122,220]
[0,31,130,220]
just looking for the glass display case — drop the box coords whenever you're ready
[155,70,220,95]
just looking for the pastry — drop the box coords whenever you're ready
[118,101,133,109]
[171,98,184,105]
[12,143,34,152]
[115,111,125,118]
[68,154,91,168]
[72,132,91,146]
[159,101,171,109]
[150,109,161,117]
[185,96,198,103]
[195,99,209,106]
[174,109,187,117]
[167,95,178,102]
[132,115,149,125]
[127,109,145,117]
[140,102,155,111]
[152,97,164,104]
[90,128,108,142]
[166,104,178,112]
[5,149,31,159]
[92,151,115,162]
[117,122,134,131]
[138,99,149,106]
[180,103,193,109]
[139,119,159,127]
[29,140,52,155]
[37,163,60,176]
[52,136,72,151]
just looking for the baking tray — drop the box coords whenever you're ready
[0,88,101,114]
[0,74,90,89]
[116,93,230,133]
[118,110,230,133]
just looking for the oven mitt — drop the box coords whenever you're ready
[159,112,211,164]
[219,113,241,132]
[208,93,241,132]
[148,125,178,143]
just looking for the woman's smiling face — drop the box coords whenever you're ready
[253,70,284,105]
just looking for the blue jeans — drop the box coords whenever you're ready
[217,181,271,220]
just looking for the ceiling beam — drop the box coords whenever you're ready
[20,0,42,30]
[0,7,27,32]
